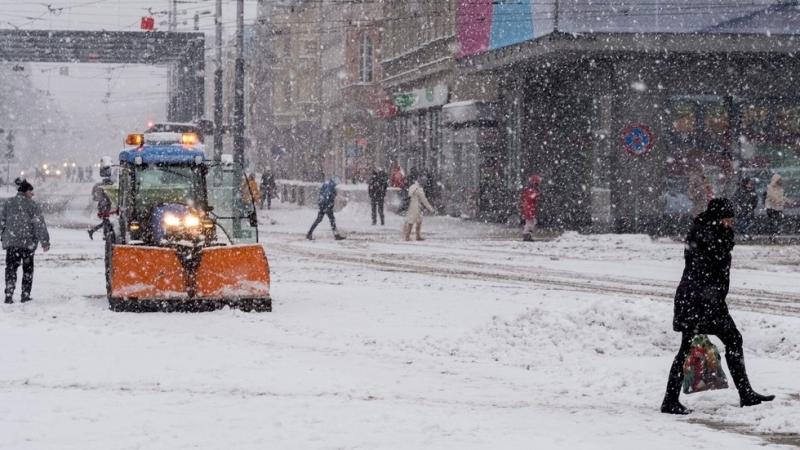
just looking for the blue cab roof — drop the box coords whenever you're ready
[119,145,206,165]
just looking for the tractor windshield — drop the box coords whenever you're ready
[133,165,204,217]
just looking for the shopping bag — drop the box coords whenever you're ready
[682,334,729,394]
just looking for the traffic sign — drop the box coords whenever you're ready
[621,124,653,156]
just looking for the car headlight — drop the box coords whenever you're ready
[163,214,181,227]
[184,215,200,228]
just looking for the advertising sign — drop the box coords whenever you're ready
[391,85,448,111]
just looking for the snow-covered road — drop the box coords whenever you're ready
[1,201,799,449]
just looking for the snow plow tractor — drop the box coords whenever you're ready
[96,132,271,312]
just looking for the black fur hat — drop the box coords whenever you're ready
[17,179,34,193]
[706,198,735,220]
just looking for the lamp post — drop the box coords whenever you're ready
[213,0,223,160]
[233,0,245,166]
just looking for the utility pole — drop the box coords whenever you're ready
[172,0,178,31]
[213,0,224,160]
[233,0,245,165]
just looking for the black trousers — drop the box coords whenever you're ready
[261,190,274,210]
[371,198,385,225]
[5,247,35,298]
[766,209,782,238]
[308,207,336,235]
[665,315,753,400]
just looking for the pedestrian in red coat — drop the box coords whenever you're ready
[520,174,540,242]
[389,164,405,188]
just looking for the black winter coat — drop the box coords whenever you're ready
[368,171,388,200]
[673,213,735,333]
[732,185,758,218]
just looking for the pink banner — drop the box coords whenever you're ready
[456,0,493,58]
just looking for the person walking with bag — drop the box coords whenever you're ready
[403,174,434,241]
[661,198,774,415]
[2,180,50,304]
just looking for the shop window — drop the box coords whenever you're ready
[672,101,697,134]
[777,106,800,134]
[665,97,734,217]
[741,103,770,137]
[705,104,730,135]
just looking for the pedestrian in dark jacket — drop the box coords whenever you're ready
[88,177,115,240]
[731,177,758,240]
[260,169,277,210]
[661,198,774,415]
[1,180,50,304]
[368,168,389,225]
[307,175,345,240]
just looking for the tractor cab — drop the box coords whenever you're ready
[116,132,258,246]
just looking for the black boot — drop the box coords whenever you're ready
[661,398,693,415]
[4,295,12,304]
[740,391,775,407]
[334,234,346,241]
[725,351,775,407]
[523,233,533,242]
[87,229,94,240]
[306,232,313,240]
[20,296,31,303]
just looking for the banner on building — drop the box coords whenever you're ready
[457,0,536,58]
[456,1,785,59]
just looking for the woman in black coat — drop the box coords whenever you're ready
[662,198,774,415]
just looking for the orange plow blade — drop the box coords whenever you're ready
[110,245,187,299]
[195,244,271,299]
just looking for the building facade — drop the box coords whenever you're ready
[251,0,325,181]
[381,0,503,217]
[454,1,800,232]
[251,0,386,183]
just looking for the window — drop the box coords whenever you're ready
[302,40,317,57]
[358,34,373,83]
[283,80,292,108]
[283,37,291,58]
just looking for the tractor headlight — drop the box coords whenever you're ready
[183,215,200,228]
[163,214,182,227]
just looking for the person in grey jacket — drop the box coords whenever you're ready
[1,180,50,304]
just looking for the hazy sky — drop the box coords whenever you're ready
[0,0,257,165]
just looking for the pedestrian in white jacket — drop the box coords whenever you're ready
[765,173,796,241]
[404,180,434,241]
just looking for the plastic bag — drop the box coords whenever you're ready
[682,334,729,394]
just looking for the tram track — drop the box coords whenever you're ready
[269,241,800,317]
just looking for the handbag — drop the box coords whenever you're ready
[682,334,729,394]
